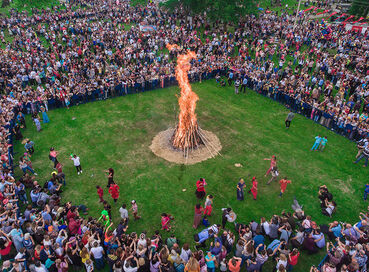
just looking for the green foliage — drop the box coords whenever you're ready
[16,80,367,270]
[164,0,258,22]
[349,0,369,17]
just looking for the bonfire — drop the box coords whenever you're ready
[167,44,205,152]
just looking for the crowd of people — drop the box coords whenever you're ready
[0,0,368,271]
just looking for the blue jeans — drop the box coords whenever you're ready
[95,257,104,270]
[311,142,320,150]
[22,166,34,174]
[354,154,369,167]
[18,193,27,203]
[207,268,215,272]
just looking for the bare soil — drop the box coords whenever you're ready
[150,128,222,165]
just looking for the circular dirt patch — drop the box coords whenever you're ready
[150,128,222,165]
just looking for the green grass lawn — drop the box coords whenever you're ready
[15,80,367,270]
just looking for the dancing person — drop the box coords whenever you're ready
[106,168,114,188]
[356,138,368,159]
[204,195,213,216]
[119,204,129,221]
[161,213,171,231]
[19,156,37,175]
[41,107,50,123]
[108,182,120,203]
[364,184,369,201]
[17,111,26,128]
[236,178,245,200]
[279,178,291,197]
[354,145,369,167]
[130,200,141,220]
[33,115,41,132]
[319,136,328,152]
[70,154,82,175]
[267,167,279,185]
[193,204,203,229]
[195,178,206,199]
[285,110,295,129]
[251,177,258,200]
[49,147,59,168]
[264,155,277,177]
[96,186,104,203]
[311,135,321,151]
[24,139,35,154]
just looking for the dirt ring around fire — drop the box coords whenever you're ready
[150,128,222,165]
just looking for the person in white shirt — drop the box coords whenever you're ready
[90,242,105,270]
[119,204,129,220]
[70,154,82,175]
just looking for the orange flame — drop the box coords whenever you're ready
[167,44,199,149]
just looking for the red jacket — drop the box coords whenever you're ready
[109,184,119,199]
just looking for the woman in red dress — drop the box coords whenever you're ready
[108,182,120,202]
[251,177,258,200]
[195,178,207,199]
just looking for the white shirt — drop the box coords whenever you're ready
[71,156,80,166]
[90,246,104,259]
[119,208,128,219]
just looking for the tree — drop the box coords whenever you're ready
[163,0,258,22]
[349,0,369,17]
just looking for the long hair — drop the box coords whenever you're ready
[186,257,200,271]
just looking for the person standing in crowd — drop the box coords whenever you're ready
[285,110,295,129]
[279,177,291,197]
[195,178,206,199]
[234,78,240,94]
[70,154,82,175]
[240,77,248,94]
[311,135,321,151]
[236,178,245,201]
[17,111,26,128]
[228,71,234,86]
